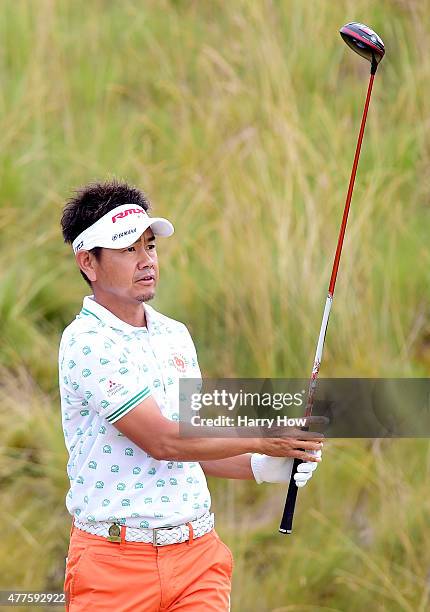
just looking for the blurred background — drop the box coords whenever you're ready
[0,0,429,610]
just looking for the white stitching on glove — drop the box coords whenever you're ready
[250,450,322,487]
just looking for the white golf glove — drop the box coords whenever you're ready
[250,451,322,487]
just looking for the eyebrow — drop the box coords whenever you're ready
[129,234,156,247]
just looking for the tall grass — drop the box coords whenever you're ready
[0,0,429,609]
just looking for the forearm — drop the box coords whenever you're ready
[116,402,264,461]
[115,401,323,462]
[200,454,254,479]
[160,430,261,461]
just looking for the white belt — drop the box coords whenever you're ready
[74,512,215,546]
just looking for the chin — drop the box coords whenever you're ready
[138,292,155,303]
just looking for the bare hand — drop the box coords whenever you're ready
[259,435,323,462]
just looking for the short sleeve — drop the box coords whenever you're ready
[60,332,151,424]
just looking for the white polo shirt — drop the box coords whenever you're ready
[58,296,211,528]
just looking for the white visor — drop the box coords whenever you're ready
[72,204,174,254]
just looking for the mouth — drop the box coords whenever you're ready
[135,273,155,285]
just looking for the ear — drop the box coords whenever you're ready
[76,250,98,283]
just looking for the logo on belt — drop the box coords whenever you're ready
[107,523,121,542]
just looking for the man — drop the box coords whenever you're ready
[59,180,323,611]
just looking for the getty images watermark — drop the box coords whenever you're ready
[189,388,308,428]
[179,378,430,438]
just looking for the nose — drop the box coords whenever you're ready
[137,246,156,269]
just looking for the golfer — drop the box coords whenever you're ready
[59,180,323,611]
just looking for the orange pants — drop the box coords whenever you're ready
[64,520,233,611]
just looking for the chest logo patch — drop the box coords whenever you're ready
[171,353,187,373]
[107,380,125,397]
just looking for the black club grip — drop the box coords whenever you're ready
[279,457,302,534]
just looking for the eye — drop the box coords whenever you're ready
[147,243,156,250]
[126,246,136,252]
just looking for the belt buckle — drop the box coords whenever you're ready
[152,525,177,547]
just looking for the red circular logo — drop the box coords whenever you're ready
[172,354,186,373]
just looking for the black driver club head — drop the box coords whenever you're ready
[340,22,385,71]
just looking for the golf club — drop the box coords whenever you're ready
[279,22,385,534]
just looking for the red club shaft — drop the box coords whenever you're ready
[279,68,378,535]
[328,72,375,294]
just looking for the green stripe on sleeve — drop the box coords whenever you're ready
[105,387,151,423]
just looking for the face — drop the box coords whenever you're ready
[79,228,159,305]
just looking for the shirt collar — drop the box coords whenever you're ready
[81,295,158,333]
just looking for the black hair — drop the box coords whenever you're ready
[61,179,150,286]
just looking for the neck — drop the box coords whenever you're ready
[92,291,147,328]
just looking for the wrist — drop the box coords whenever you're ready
[252,438,264,454]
